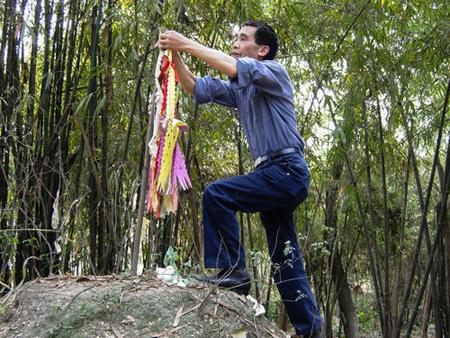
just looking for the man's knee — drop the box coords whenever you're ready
[203,180,237,212]
[203,182,222,205]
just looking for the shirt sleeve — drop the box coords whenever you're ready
[194,76,237,108]
[230,57,292,97]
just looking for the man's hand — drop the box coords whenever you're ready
[156,31,191,52]
[156,29,237,79]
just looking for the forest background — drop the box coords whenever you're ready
[0,0,449,336]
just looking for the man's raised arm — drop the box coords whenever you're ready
[156,31,237,78]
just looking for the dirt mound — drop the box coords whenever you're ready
[0,275,287,338]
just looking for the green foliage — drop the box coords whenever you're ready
[357,290,380,333]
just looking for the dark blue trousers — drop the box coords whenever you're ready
[202,153,323,335]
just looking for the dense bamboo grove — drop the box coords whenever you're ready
[0,0,449,336]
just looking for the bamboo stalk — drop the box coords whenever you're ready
[130,92,156,276]
[396,79,450,337]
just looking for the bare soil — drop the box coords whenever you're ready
[0,275,287,338]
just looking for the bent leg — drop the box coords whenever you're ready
[202,160,308,269]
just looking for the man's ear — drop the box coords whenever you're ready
[258,45,270,59]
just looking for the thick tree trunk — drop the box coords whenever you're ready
[332,252,359,337]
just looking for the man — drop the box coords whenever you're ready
[156,20,323,338]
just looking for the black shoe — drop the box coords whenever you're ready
[193,268,251,295]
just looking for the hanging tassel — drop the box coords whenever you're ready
[147,50,192,218]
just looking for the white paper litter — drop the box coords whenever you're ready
[246,295,266,317]
[156,265,187,287]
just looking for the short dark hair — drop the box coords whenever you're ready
[241,20,279,60]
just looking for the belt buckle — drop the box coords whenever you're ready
[254,156,264,167]
[254,157,262,167]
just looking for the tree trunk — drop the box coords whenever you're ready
[61,4,85,273]
[397,78,450,338]
[185,103,201,265]
[102,0,113,272]
[31,0,52,278]
[14,0,30,284]
[0,0,18,284]
[392,150,410,336]
[87,0,100,273]
[361,96,385,334]
[15,0,41,285]
[325,155,360,338]
[332,252,359,337]
[375,97,392,336]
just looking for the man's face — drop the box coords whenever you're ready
[231,25,268,60]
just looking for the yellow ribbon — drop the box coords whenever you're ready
[157,51,178,193]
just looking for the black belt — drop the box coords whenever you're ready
[254,147,302,167]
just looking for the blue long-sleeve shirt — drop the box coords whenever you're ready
[194,57,304,160]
